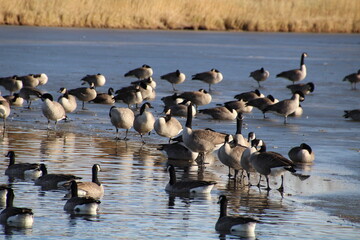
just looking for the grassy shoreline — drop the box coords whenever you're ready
[0,0,359,33]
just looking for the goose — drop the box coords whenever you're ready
[0,185,10,205]
[232,113,252,147]
[35,163,82,190]
[164,100,196,118]
[109,106,135,140]
[91,87,115,105]
[58,87,77,113]
[157,142,198,161]
[234,89,264,102]
[289,103,303,117]
[5,151,41,179]
[41,93,67,129]
[160,70,186,91]
[287,82,315,95]
[161,93,185,108]
[343,69,360,90]
[250,140,296,192]
[224,99,253,114]
[192,68,223,92]
[114,85,143,108]
[240,139,260,186]
[18,74,41,88]
[68,82,97,110]
[263,91,305,124]
[288,143,315,163]
[199,105,237,120]
[165,165,216,194]
[124,64,153,80]
[131,77,157,89]
[138,82,156,101]
[64,180,101,215]
[0,188,34,228]
[0,75,23,95]
[19,86,43,109]
[81,73,106,88]
[36,73,48,85]
[133,102,155,143]
[249,67,270,88]
[0,98,10,129]
[154,110,183,143]
[215,195,259,236]
[4,93,24,107]
[343,109,360,121]
[246,94,278,118]
[276,52,308,84]
[177,89,212,107]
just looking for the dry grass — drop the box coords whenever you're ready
[0,0,359,33]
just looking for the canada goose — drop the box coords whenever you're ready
[114,85,143,108]
[58,87,77,113]
[157,142,199,161]
[109,106,135,140]
[343,69,360,90]
[224,99,253,114]
[131,77,157,89]
[198,105,237,120]
[0,98,10,129]
[19,86,43,109]
[246,94,278,118]
[64,180,101,215]
[276,52,308,84]
[5,151,41,179]
[164,100,196,118]
[250,140,296,192]
[249,67,270,88]
[177,89,212,107]
[124,64,153,80]
[68,164,104,199]
[0,188,34,228]
[4,93,24,107]
[154,111,183,142]
[138,82,156,101]
[133,102,155,143]
[287,82,315,95]
[161,93,184,107]
[234,89,264,102]
[41,93,67,129]
[160,70,186,91]
[343,109,360,121]
[18,74,41,88]
[215,195,259,236]
[263,91,305,124]
[0,75,23,95]
[192,68,223,92]
[81,73,106,88]
[232,113,251,147]
[165,165,216,193]
[288,143,315,163]
[92,87,115,105]
[35,163,82,190]
[240,139,260,186]
[68,82,97,110]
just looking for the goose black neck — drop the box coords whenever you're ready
[70,181,78,198]
[185,104,193,129]
[40,164,48,176]
[219,196,228,218]
[7,152,15,166]
[92,165,101,186]
[259,142,267,152]
[236,114,243,135]
[168,165,177,185]
[6,189,14,208]
[300,54,305,66]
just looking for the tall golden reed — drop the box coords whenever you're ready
[0,0,359,33]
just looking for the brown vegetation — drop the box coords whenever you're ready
[0,0,359,33]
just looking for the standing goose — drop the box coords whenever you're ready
[114,85,143,108]
[109,106,135,140]
[198,105,237,120]
[124,64,153,80]
[64,180,101,215]
[0,188,34,228]
[133,102,155,143]
[0,75,23,95]
[92,87,115,105]
[287,82,315,95]
[41,93,67,130]
[215,195,259,236]
[5,151,41,179]
[343,109,360,121]
[342,69,360,90]
[18,74,41,88]
[154,110,183,143]
[249,67,270,88]
[160,70,186,91]
[192,68,223,92]
[81,73,106,88]
[288,143,315,163]
[177,89,212,107]
[58,87,77,113]
[241,139,260,186]
[165,165,216,194]
[0,98,10,129]
[19,86,43,109]
[68,82,97,110]
[246,94,278,118]
[276,52,308,84]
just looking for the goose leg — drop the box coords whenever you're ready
[227,167,232,178]
[115,128,120,140]
[265,175,271,191]
[257,175,262,187]
[123,129,129,141]
[278,175,284,192]
[247,172,252,186]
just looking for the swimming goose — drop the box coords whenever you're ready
[192,68,223,92]
[287,82,315,95]
[64,180,101,215]
[342,69,360,90]
[41,93,67,129]
[198,105,237,120]
[165,165,216,194]
[109,106,135,140]
[250,140,296,192]
[133,102,155,143]
[343,109,360,121]
[0,75,23,95]
[157,142,199,161]
[35,163,82,190]
[0,188,34,228]
[131,77,157,89]
[234,89,264,102]
[246,94,278,118]
[154,110,183,142]
[4,93,24,107]
[164,100,196,118]
[276,52,308,84]
[81,73,106,88]
[0,98,10,129]
[92,87,115,105]
[5,151,41,179]
[288,143,315,163]
[249,67,270,88]
[263,91,305,124]
[161,70,186,91]
[68,82,97,110]
[224,99,253,114]
[19,86,43,109]
[58,87,77,113]
[177,89,212,107]
[124,64,153,80]
[215,195,259,236]
[114,85,143,108]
